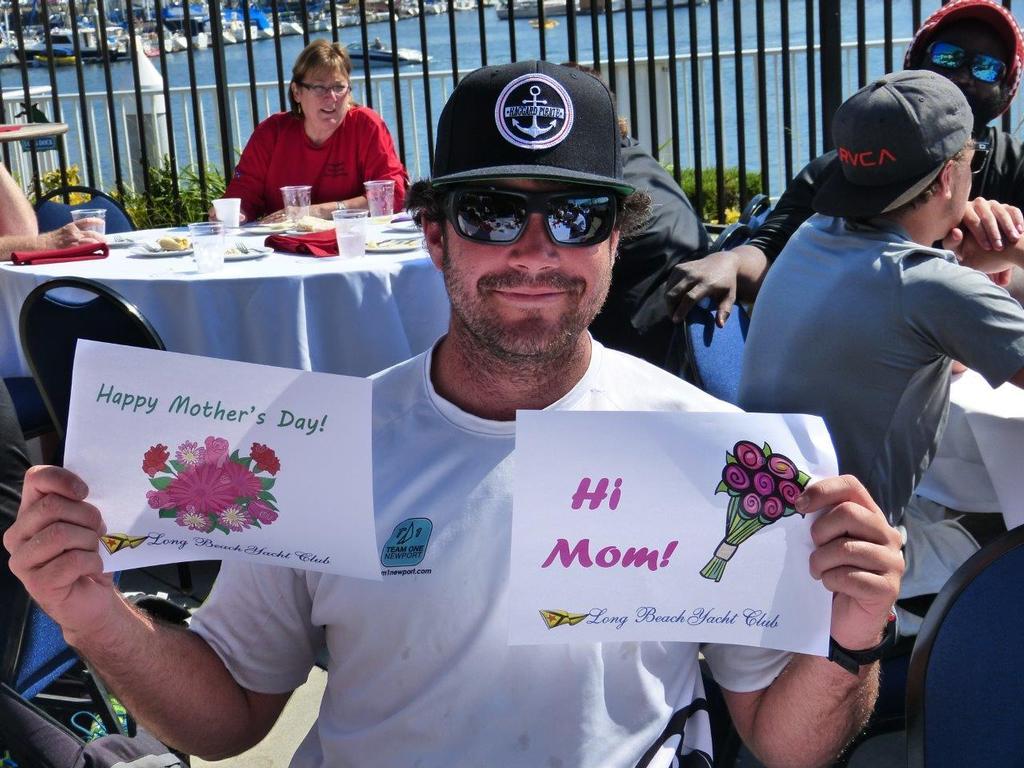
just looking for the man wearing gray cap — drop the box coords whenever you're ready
[741,70,1024,536]
[6,62,902,767]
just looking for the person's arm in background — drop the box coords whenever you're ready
[666,151,839,326]
[215,119,278,223]
[968,129,1024,304]
[358,109,408,214]
[0,163,39,237]
[0,222,105,261]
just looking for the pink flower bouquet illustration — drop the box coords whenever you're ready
[700,440,810,582]
[142,436,281,535]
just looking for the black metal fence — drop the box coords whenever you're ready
[1,0,1019,222]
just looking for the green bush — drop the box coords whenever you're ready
[668,166,763,224]
[119,157,227,229]
[34,158,226,229]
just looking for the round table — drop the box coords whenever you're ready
[0,122,69,143]
[0,223,450,378]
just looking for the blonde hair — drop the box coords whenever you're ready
[289,39,353,116]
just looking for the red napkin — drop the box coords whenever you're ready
[11,242,109,266]
[265,230,337,257]
[0,125,21,133]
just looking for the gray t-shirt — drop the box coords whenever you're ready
[739,214,1024,522]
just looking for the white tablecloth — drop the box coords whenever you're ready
[0,224,450,378]
[916,369,1024,528]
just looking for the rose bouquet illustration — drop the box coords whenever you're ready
[700,440,810,582]
[142,436,281,536]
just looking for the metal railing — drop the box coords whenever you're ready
[2,1,1021,219]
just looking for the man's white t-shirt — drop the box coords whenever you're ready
[191,340,790,767]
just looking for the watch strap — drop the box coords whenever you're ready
[828,610,897,674]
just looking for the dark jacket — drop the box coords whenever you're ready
[589,136,708,367]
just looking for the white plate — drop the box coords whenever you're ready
[225,247,271,261]
[383,223,421,234]
[365,237,422,254]
[130,246,193,257]
[241,223,293,235]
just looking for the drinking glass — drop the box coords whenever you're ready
[333,209,368,258]
[280,185,312,224]
[188,221,226,273]
[364,180,395,218]
[212,197,242,228]
[71,208,107,236]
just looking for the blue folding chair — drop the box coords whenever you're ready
[675,296,750,406]
[0,546,126,738]
[905,523,1024,768]
[35,185,135,235]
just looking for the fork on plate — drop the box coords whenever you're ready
[235,240,250,254]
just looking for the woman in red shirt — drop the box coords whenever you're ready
[222,39,408,222]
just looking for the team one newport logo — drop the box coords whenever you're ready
[495,73,574,150]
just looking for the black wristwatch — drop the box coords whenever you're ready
[828,610,898,674]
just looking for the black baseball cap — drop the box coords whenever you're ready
[813,70,973,218]
[431,60,634,195]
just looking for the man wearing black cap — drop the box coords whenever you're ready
[740,70,1024,554]
[5,62,902,767]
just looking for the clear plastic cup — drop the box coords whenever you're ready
[188,221,226,273]
[364,180,395,218]
[212,197,242,228]
[71,208,107,236]
[280,185,312,224]
[333,209,368,258]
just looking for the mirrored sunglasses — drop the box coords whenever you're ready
[445,188,617,247]
[927,41,1006,84]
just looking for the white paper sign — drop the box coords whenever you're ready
[65,341,378,579]
[510,411,838,656]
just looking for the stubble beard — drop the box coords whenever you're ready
[440,239,612,368]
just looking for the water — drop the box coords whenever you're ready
[4,1,1024,191]
[337,228,366,257]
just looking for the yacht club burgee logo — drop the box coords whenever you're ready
[495,73,574,150]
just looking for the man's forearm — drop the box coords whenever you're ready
[729,654,878,768]
[68,593,286,760]
[0,165,39,237]
[0,234,44,260]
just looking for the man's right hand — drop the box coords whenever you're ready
[42,221,106,250]
[665,244,769,327]
[3,466,118,645]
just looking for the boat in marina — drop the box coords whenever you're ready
[496,0,568,19]
[345,38,429,66]
[528,16,557,27]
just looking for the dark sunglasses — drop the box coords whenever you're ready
[968,139,991,174]
[927,41,1007,84]
[444,187,618,247]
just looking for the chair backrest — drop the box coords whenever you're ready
[739,193,771,231]
[0,546,78,702]
[677,297,750,406]
[906,523,1024,768]
[19,278,164,442]
[35,185,135,234]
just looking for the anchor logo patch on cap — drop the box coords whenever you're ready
[494,73,574,150]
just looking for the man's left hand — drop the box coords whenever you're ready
[797,475,903,651]
[945,197,1024,255]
